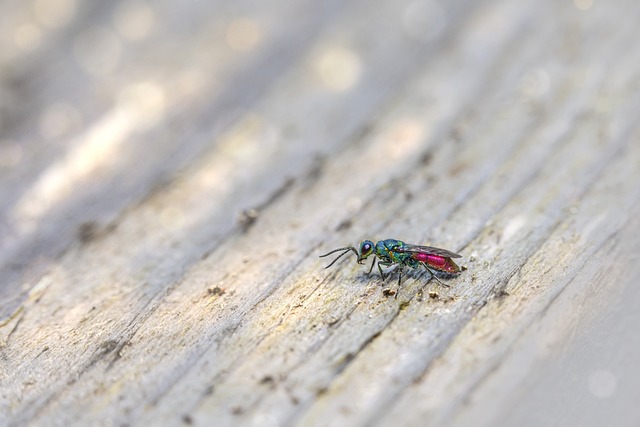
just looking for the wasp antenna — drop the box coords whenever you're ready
[319,246,354,258]
[320,246,358,269]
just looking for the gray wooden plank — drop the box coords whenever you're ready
[1,0,639,426]
[2,0,483,424]
[0,0,353,319]
[377,133,640,427]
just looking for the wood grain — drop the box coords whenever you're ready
[1,0,639,426]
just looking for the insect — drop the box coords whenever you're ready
[319,239,462,294]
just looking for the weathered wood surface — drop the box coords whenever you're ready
[1,0,640,426]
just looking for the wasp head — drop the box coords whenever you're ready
[357,240,375,263]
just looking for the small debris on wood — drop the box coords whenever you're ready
[237,178,296,231]
[495,289,510,298]
[77,221,115,244]
[316,386,329,396]
[324,316,340,326]
[335,218,352,231]
[259,375,275,385]
[259,375,277,390]
[207,286,226,297]
[420,151,433,166]
[237,208,259,230]
[303,153,326,187]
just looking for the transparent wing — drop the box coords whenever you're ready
[392,243,462,258]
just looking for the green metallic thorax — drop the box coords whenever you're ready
[375,239,420,268]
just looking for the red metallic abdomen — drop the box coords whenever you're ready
[413,253,460,273]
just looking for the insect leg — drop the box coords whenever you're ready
[394,266,406,299]
[367,257,376,275]
[377,262,392,280]
[421,262,449,287]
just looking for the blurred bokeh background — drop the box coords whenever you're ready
[1,0,639,426]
